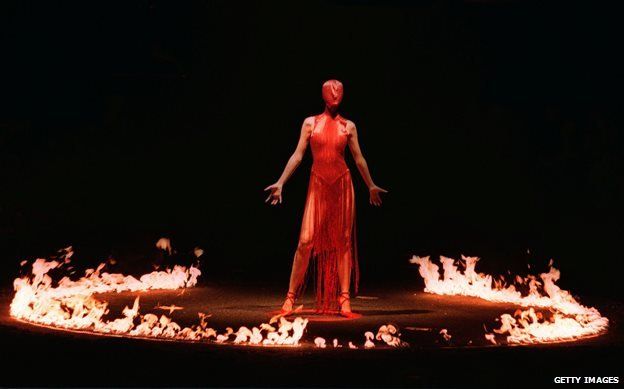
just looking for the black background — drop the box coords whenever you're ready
[1,0,622,298]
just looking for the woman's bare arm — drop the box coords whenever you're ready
[347,121,388,206]
[264,117,314,205]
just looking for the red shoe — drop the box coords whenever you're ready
[338,292,358,318]
[280,291,297,315]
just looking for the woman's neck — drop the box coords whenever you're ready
[323,106,339,118]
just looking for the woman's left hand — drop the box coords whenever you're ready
[264,182,283,205]
[369,185,388,206]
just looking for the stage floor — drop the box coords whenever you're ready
[82,285,621,348]
[1,283,622,386]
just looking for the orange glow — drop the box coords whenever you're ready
[411,255,609,344]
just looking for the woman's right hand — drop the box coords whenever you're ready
[264,182,283,205]
[369,185,388,206]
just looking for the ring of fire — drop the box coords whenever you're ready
[9,244,609,349]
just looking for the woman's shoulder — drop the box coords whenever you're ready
[301,116,316,136]
[340,117,356,135]
[335,114,353,126]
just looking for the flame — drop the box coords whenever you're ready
[364,331,375,348]
[10,248,406,349]
[155,238,172,254]
[155,304,184,315]
[10,256,311,347]
[484,333,497,345]
[376,324,409,347]
[410,255,609,344]
[193,247,204,258]
[310,325,408,349]
[10,257,200,332]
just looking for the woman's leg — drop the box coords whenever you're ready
[281,241,312,311]
[338,178,356,313]
[282,193,315,312]
[337,249,352,312]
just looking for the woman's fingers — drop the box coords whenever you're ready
[265,186,283,205]
[268,193,282,205]
[369,186,388,206]
[370,193,382,206]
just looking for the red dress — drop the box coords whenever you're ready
[296,112,359,312]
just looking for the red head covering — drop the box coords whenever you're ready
[322,80,343,111]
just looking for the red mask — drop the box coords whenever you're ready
[322,80,343,112]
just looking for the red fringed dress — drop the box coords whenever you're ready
[296,112,359,312]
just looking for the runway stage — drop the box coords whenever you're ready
[1,282,621,387]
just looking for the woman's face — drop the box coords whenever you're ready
[322,80,343,112]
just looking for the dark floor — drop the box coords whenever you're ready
[0,283,622,387]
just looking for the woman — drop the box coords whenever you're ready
[265,80,386,317]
